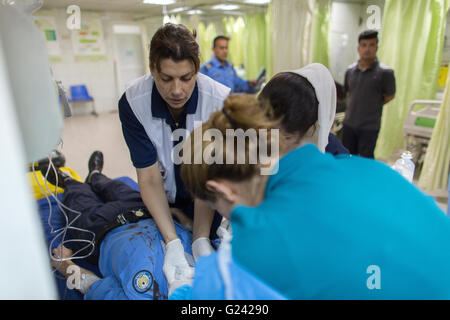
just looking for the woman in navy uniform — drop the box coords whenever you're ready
[118,24,230,289]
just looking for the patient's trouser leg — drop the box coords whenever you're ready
[89,173,143,204]
[62,176,145,264]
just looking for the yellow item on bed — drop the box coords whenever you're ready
[29,167,83,200]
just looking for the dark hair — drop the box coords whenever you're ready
[258,72,318,137]
[213,35,230,48]
[181,94,281,202]
[358,29,378,43]
[150,23,200,73]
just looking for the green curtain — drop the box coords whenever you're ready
[197,22,218,64]
[222,17,246,67]
[222,14,273,80]
[418,68,450,191]
[196,8,273,81]
[311,0,331,68]
[375,0,449,160]
[243,13,268,79]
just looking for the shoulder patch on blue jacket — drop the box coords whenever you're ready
[133,270,153,293]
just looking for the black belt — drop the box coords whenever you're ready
[96,208,152,249]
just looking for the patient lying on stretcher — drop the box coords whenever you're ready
[48,151,213,299]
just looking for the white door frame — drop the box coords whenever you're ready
[111,21,148,101]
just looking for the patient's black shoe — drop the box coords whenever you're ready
[42,167,72,188]
[86,150,104,183]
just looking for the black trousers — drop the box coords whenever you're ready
[62,173,221,264]
[63,173,146,264]
[342,124,380,159]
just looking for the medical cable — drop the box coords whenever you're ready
[32,153,96,270]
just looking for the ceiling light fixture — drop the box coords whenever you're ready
[187,9,203,15]
[211,4,239,10]
[244,0,271,4]
[143,0,176,5]
[169,6,188,13]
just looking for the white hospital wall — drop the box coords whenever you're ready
[34,8,153,114]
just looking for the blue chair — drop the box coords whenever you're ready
[70,85,93,101]
[69,85,97,115]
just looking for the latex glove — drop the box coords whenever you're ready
[216,218,232,241]
[168,279,192,297]
[162,239,194,295]
[192,237,214,261]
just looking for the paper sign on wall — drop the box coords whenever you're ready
[72,13,106,58]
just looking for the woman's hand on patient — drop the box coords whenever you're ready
[162,238,194,296]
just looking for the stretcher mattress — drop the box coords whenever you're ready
[36,176,139,300]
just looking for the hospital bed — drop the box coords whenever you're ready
[37,175,139,300]
[403,100,441,165]
[331,112,345,134]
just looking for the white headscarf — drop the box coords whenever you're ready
[287,63,337,153]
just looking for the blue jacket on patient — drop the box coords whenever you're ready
[85,219,193,300]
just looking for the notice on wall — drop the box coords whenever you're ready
[34,14,62,62]
[72,13,106,61]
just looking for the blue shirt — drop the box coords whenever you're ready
[85,219,193,300]
[200,57,255,93]
[231,144,450,299]
[118,83,199,202]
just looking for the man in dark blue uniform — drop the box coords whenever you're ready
[200,35,258,93]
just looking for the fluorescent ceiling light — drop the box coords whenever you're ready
[211,4,239,10]
[244,0,271,4]
[187,10,203,15]
[143,0,176,5]
[169,6,188,13]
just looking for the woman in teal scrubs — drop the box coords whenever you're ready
[176,64,450,299]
